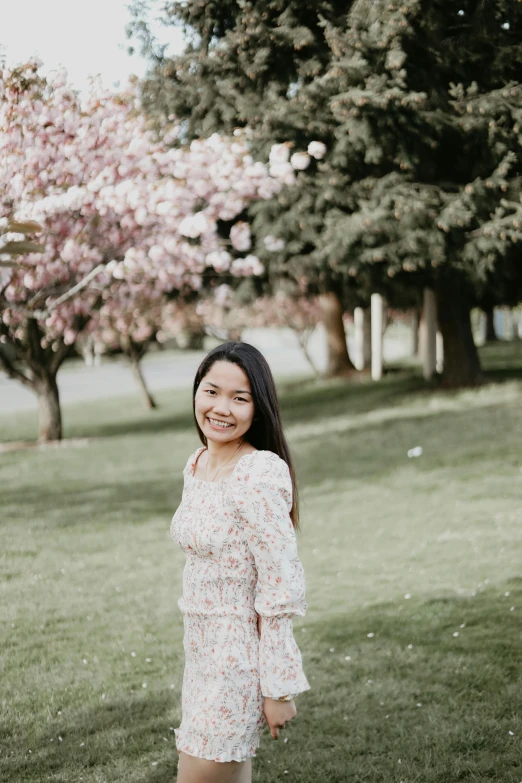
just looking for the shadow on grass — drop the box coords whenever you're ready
[260,580,522,783]
[3,692,179,783]
[480,341,522,383]
[65,405,196,441]
[6,582,521,783]
[4,394,521,531]
[290,398,522,492]
[60,372,427,443]
[3,342,520,447]
[66,343,521,443]
[2,474,184,528]
[279,373,427,427]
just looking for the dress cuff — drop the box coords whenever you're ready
[259,615,311,699]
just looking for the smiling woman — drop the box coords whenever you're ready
[169,341,310,783]
[194,362,256,481]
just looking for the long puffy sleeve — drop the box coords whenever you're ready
[232,451,311,699]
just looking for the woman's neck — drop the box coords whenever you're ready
[205,438,244,462]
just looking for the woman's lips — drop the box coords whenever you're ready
[206,416,234,430]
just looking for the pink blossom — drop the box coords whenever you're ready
[213,284,233,307]
[179,212,211,239]
[0,60,285,364]
[264,235,285,252]
[206,250,232,272]
[307,141,327,160]
[229,222,251,251]
[290,152,311,170]
[269,144,291,165]
[230,254,264,277]
[268,162,296,186]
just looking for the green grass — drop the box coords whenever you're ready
[1,342,522,782]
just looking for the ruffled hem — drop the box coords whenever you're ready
[174,728,260,763]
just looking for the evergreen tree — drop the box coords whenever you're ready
[130,0,359,375]
[130,0,522,386]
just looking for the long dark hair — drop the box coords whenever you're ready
[193,341,300,531]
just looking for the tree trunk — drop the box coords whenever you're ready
[318,290,355,376]
[184,328,205,349]
[435,277,482,388]
[483,306,498,342]
[295,328,321,377]
[130,354,157,409]
[36,374,62,442]
[422,288,437,381]
[228,328,243,342]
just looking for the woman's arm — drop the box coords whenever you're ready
[235,453,311,700]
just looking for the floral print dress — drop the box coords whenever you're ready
[170,446,311,763]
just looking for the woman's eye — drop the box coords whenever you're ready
[203,389,247,402]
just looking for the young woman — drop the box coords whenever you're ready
[170,341,311,783]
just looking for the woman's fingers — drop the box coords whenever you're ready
[264,698,294,739]
[270,723,285,739]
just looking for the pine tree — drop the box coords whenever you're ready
[314,0,522,385]
[130,0,522,386]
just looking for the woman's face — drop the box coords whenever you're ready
[195,360,255,444]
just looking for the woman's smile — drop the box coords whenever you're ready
[207,416,234,429]
[195,360,255,444]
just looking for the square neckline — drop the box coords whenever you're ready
[188,446,258,484]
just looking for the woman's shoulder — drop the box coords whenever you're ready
[235,448,291,486]
[183,445,206,476]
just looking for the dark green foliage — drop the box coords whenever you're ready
[130,0,522,384]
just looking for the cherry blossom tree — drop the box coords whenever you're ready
[197,286,323,376]
[0,60,280,440]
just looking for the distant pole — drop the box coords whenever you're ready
[411,308,420,356]
[495,309,504,339]
[423,288,437,380]
[479,310,487,346]
[436,330,444,374]
[353,307,370,370]
[504,308,515,340]
[371,294,384,381]
[363,308,372,367]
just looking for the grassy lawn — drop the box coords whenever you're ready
[1,342,522,782]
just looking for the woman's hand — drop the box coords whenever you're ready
[263,697,297,739]
[257,615,297,738]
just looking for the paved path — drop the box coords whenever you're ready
[0,326,409,414]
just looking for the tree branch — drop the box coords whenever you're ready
[0,346,35,389]
[49,339,73,376]
[0,260,23,268]
[30,263,107,319]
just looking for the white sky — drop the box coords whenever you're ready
[1,0,184,93]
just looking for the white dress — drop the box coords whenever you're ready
[170,447,311,762]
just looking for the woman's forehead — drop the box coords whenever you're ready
[202,360,251,390]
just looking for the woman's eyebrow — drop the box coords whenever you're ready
[203,381,251,394]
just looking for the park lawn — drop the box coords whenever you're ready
[1,342,522,783]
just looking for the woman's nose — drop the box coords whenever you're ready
[212,398,231,415]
